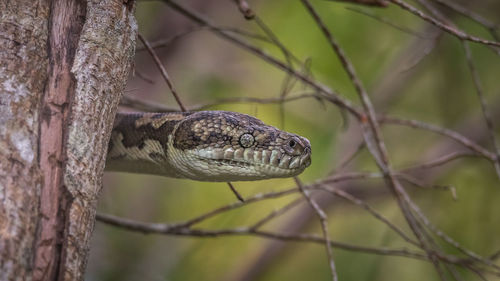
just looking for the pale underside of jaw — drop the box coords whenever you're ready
[194,147,310,171]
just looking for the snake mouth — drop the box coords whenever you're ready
[194,147,311,171]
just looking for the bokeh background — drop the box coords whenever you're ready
[86,0,500,280]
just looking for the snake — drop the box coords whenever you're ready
[105,111,312,182]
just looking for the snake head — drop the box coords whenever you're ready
[170,111,312,182]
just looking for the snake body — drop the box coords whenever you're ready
[106,111,312,182]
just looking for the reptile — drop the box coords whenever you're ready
[106,111,312,181]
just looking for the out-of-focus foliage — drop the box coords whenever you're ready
[86,0,500,280]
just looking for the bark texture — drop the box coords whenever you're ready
[0,0,137,280]
[0,1,49,279]
[56,1,136,279]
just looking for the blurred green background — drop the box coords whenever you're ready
[86,0,500,280]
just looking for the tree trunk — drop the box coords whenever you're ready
[0,1,137,280]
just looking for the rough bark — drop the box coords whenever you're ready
[0,1,49,279]
[0,0,137,280]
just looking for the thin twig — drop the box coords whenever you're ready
[295,177,338,281]
[170,187,301,229]
[466,265,490,281]
[380,116,496,161]
[198,93,323,110]
[394,173,457,199]
[120,95,181,112]
[138,33,187,111]
[319,184,418,246]
[132,69,156,84]
[227,182,245,202]
[425,227,500,277]
[329,141,365,175]
[233,0,303,129]
[444,263,465,281]
[490,250,500,261]
[121,93,324,112]
[346,7,430,39]
[253,15,297,129]
[350,3,442,73]
[389,0,500,48]
[407,200,500,273]
[250,197,305,230]
[462,42,500,180]
[401,151,479,172]
[431,0,499,41]
[96,212,430,260]
[137,26,273,52]
[326,0,389,7]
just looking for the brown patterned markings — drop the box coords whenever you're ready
[175,112,237,150]
[173,111,283,151]
[135,112,188,129]
[113,112,192,149]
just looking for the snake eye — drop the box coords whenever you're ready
[288,139,296,148]
[239,133,254,148]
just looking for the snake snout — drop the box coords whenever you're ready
[281,135,311,170]
[300,146,312,168]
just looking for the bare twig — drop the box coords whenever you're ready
[136,26,272,52]
[319,184,418,245]
[250,197,305,230]
[462,42,500,180]
[389,0,500,48]
[346,7,430,39]
[121,93,324,112]
[326,0,389,7]
[138,33,187,111]
[97,212,430,259]
[401,151,479,172]
[132,68,156,84]
[120,95,181,112]
[329,141,365,175]
[407,199,500,274]
[490,250,500,261]
[431,0,499,41]
[231,0,318,129]
[227,182,245,202]
[380,116,496,161]
[169,187,301,229]
[295,177,338,281]
[193,93,324,111]
[394,173,457,199]
[253,15,297,129]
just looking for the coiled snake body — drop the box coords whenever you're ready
[106,111,312,181]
